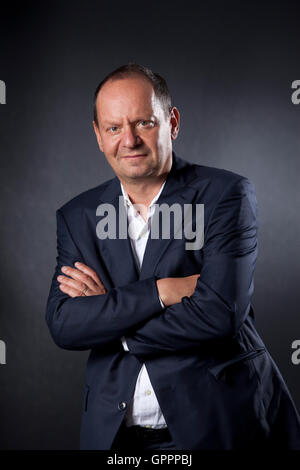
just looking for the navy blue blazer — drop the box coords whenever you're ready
[46,152,300,449]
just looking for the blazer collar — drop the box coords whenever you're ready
[99,151,196,203]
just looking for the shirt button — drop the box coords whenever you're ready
[145,390,152,396]
[118,401,127,411]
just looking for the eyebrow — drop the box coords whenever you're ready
[102,116,156,125]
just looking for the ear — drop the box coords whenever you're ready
[169,107,180,141]
[93,120,104,152]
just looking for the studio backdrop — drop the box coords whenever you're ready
[0,0,299,449]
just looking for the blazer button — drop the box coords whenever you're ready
[118,401,127,411]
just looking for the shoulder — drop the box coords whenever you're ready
[174,153,255,198]
[57,177,117,217]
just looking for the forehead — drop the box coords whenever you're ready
[97,76,162,121]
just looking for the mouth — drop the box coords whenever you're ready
[121,154,148,159]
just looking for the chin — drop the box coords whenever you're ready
[125,171,149,179]
[122,163,154,178]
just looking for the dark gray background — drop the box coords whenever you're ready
[0,0,299,449]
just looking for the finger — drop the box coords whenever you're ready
[58,276,88,294]
[60,266,100,292]
[74,262,106,290]
[59,281,83,298]
[58,273,106,296]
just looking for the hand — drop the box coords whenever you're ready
[57,262,107,298]
[156,274,200,307]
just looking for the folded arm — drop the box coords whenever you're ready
[46,209,163,350]
[124,177,258,357]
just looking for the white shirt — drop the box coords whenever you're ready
[120,180,168,429]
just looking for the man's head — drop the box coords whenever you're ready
[93,63,180,184]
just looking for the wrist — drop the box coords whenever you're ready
[156,278,169,307]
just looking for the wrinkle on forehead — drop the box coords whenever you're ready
[97,77,163,124]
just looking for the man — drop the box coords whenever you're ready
[46,63,300,450]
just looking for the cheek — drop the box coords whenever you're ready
[156,126,171,147]
[147,128,164,147]
[102,138,119,155]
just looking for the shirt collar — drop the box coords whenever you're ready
[120,180,166,209]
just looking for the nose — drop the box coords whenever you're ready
[122,125,141,148]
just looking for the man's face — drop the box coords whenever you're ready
[93,76,179,182]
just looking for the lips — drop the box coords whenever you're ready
[122,154,147,159]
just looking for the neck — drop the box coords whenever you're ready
[119,155,172,206]
[120,174,167,206]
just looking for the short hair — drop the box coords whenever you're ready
[93,62,172,127]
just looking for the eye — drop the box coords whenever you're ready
[109,126,119,132]
[138,120,154,128]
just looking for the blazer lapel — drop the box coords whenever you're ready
[95,177,139,287]
[140,152,198,279]
[139,174,198,280]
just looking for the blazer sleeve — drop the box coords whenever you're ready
[45,209,163,351]
[125,177,258,357]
